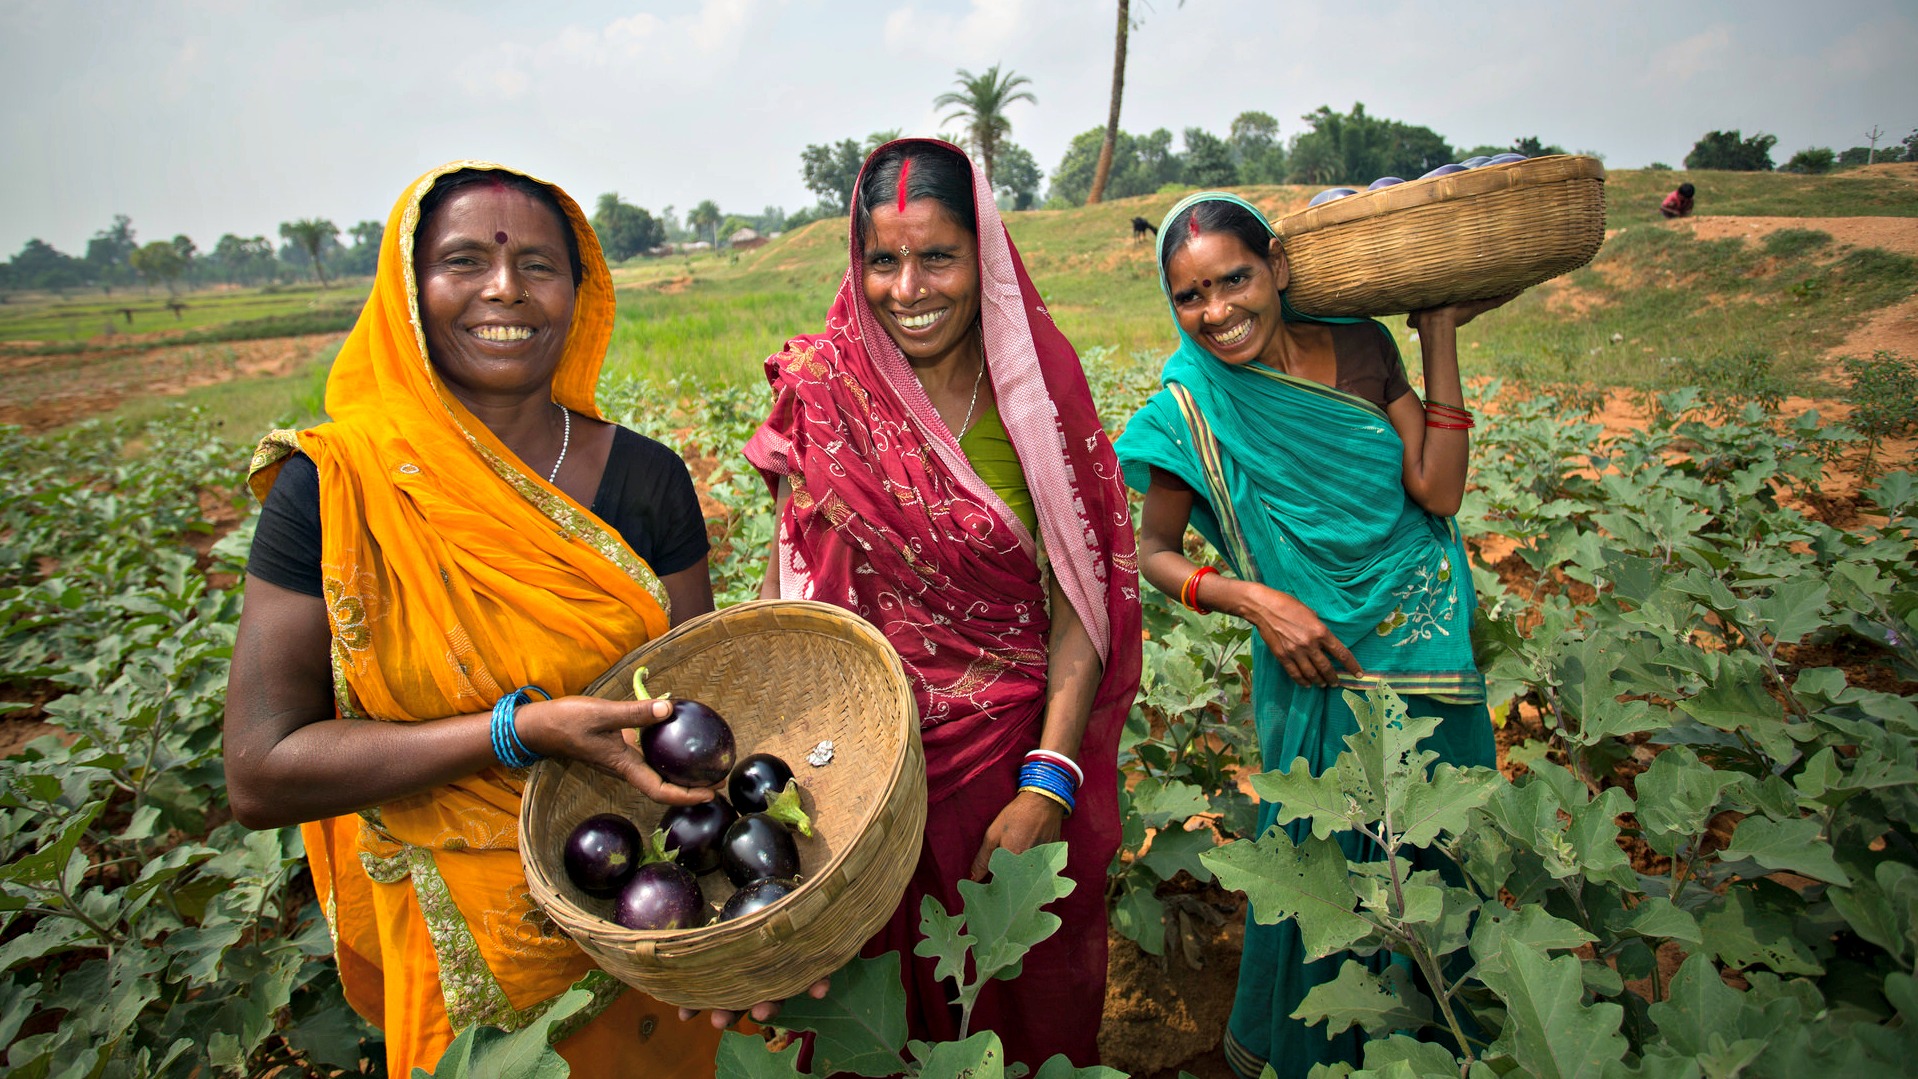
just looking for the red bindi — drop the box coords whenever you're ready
[896,158,912,214]
[1202,279,1212,288]
[494,231,508,245]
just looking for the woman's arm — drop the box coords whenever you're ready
[1138,476,1360,688]
[968,570,1104,881]
[1392,294,1515,518]
[661,559,715,628]
[222,576,713,830]
[757,476,792,600]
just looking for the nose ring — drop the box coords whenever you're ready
[918,287,927,296]
[520,289,530,301]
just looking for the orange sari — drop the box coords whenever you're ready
[248,162,722,1076]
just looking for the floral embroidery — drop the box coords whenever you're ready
[1383,554,1459,647]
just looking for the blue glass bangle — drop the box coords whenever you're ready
[491,685,551,769]
[1017,761,1077,812]
[1019,759,1080,793]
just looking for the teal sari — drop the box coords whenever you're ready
[1113,192,1493,1079]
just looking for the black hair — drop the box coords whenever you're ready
[1158,199,1275,279]
[416,168,584,286]
[1678,182,1695,198]
[855,143,978,242]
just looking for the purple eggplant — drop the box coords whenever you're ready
[563,813,642,899]
[633,668,736,788]
[1420,163,1470,180]
[1367,176,1405,190]
[614,861,707,930]
[1485,152,1528,165]
[661,797,739,876]
[1460,155,1493,168]
[721,814,802,886]
[728,754,796,815]
[720,877,802,922]
[1307,187,1359,208]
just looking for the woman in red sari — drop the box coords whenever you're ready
[743,139,1142,1067]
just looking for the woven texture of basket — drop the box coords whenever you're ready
[520,599,925,1011]
[1275,154,1607,317]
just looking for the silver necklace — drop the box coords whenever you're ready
[955,357,985,439]
[547,403,571,483]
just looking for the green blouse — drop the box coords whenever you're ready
[957,402,1037,535]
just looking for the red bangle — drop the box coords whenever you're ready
[1181,566,1219,614]
[1426,419,1475,430]
[1422,400,1473,420]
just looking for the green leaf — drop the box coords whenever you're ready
[412,986,592,1078]
[1203,831,1372,960]
[770,952,908,1077]
[1111,882,1167,956]
[1032,1053,1129,1078]
[1128,777,1215,829]
[1398,764,1499,848]
[1609,897,1702,946]
[1479,943,1630,1079]
[1251,756,1360,841]
[952,842,1076,984]
[1748,578,1830,646]
[916,894,975,990]
[0,799,105,898]
[911,1030,1008,1079]
[1697,887,1823,975]
[714,1030,804,1079]
[1357,1034,1464,1076]
[1291,960,1434,1037]
[1138,823,1217,884]
[1829,861,1918,965]
[1631,748,1742,853]
[1718,815,1852,886]
[1646,953,1770,1058]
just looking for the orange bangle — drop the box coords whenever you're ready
[1181,566,1219,614]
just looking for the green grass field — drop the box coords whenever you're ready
[0,280,368,344]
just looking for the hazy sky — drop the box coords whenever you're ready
[3,0,1913,255]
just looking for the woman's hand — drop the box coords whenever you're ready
[1407,292,1519,335]
[1235,583,1362,688]
[514,696,714,806]
[677,978,832,1030]
[969,790,1066,882]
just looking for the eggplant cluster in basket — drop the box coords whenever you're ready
[561,669,812,929]
[1305,151,1533,208]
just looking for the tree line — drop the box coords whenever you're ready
[1683,128,1918,174]
[0,215,387,297]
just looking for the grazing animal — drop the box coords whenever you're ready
[1131,216,1157,242]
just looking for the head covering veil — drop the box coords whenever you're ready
[245,163,700,1064]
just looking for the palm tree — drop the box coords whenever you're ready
[933,64,1037,188]
[1087,0,1130,205]
[688,201,723,248]
[279,218,339,288]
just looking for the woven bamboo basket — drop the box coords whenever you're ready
[1275,154,1607,317]
[520,599,925,1011]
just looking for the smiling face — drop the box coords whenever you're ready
[414,184,578,406]
[1164,230,1290,367]
[860,199,982,370]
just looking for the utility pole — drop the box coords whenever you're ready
[1866,125,1886,164]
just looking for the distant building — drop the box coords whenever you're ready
[729,227,768,250]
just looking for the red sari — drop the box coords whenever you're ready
[744,140,1141,1068]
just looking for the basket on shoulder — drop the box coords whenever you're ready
[1276,153,1607,317]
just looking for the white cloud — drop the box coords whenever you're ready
[1648,25,1735,82]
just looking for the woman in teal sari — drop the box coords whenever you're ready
[1114,192,1508,1078]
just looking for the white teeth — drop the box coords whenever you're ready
[897,309,946,330]
[472,325,533,342]
[1212,320,1251,346]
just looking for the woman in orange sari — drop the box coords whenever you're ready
[223,162,726,1076]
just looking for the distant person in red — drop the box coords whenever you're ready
[1660,181,1696,219]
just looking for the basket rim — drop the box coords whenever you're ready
[1275,154,1607,240]
[521,598,921,946]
